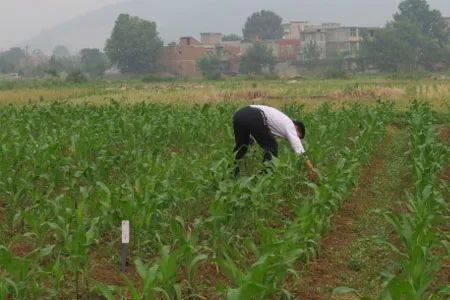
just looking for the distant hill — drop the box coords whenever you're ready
[24,0,411,54]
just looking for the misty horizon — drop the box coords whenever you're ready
[1,0,450,53]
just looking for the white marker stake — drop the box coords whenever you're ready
[120,220,130,273]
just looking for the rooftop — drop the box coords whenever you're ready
[284,21,309,24]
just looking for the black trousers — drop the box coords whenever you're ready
[233,106,278,174]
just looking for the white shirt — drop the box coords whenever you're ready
[250,105,306,155]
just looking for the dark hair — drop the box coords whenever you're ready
[292,120,306,139]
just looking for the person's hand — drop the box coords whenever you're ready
[308,169,317,181]
[305,159,317,180]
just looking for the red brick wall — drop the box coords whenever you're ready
[277,40,300,62]
[160,45,209,77]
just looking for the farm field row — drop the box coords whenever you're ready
[0,78,449,111]
[0,96,448,299]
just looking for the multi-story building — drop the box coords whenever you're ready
[299,28,327,61]
[283,22,376,63]
[160,22,378,77]
[282,21,309,40]
[325,27,375,58]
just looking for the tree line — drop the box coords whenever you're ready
[0,0,448,80]
[362,0,450,72]
[0,45,110,82]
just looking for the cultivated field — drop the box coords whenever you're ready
[0,77,449,299]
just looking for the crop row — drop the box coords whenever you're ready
[0,102,394,299]
[217,102,394,299]
[382,101,449,299]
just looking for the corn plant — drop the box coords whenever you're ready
[0,100,402,299]
[381,101,449,300]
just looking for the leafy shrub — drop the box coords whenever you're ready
[386,71,430,80]
[141,75,176,83]
[65,70,88,83]
[197,55,222,80]
[322,67,350,79]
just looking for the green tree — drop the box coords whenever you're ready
[80,48,110,78]
[303,41,321,68]
[197,55,222,79]
[394,0,449,45]
[105,14,164,74]
[362,24,420,72]
[65,70,88,83]
[362,0,450,72]
[0,48,26,73]
[222,34,242,42]
[239,43,275,74]
[243,10,283,41]
[52,45,70,58]
[48,54,80,74]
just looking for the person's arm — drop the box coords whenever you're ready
[286,129,317,179]
[286,130,305,155]
[285,126,318,180]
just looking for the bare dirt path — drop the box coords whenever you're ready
[293,125,411,300]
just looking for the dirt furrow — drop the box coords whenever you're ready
[293,125,411,299]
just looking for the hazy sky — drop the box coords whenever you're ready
[0,0,121,48]
[1,0,450,50]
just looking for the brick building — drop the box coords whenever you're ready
[160,21,379,77]
[160,37,210,77]
[277,39,301,62]
[200,33,222,45]
[283,21,308,40]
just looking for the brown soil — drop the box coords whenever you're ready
[90,248,229,298]
[191,261,230,299]
[221,90,278,101]
[92,263,139,286]
[438,126,450,144]
[328,87,405,100]
[434,258,450,291]
[441,164,450,183]
[438,125,450,184]
[295,158,384,299]
[90,251,139,286]
[194,261,229,286]
[0,197,4,224]
[436,125,450,290]
[293,126,403,300]
[9,240,34,257]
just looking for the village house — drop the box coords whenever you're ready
[277,39,301,62]
[160,21,380,77]
[284,21,377,63]
[219,41,251,74]
[160,36,247,77]
[282,21,308,40]
[200,32,222,45]
[325,26,376,59]
[159,36,210,77]
[299,27,327,62]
